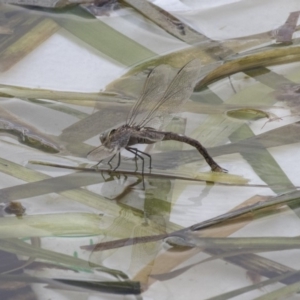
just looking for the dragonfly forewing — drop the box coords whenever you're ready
[127,64,172,128]
[129,59,202,129]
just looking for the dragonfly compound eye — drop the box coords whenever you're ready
[99,129,116,144]
[109,129,116,137]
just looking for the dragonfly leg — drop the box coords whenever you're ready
[138,150,152,169]
[113,152,121,171]
[126,147,146,189]
[127,147,152,170]
[107,154,116,169]
[126,147,145,174]
[107,154,116,165]
[133,150,139,172]
[93,159,103,168]
[127,148,138,171]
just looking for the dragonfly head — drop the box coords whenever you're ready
[100,129,116,145]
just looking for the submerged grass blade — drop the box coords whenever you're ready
[0,157,134,222]
[206,271,300,300]
[0,84,130,106]
[24,98,89,120]
[84,191,300,252]
[190,191,300,231]
[29,160,249,185]
[123,0,209,45]
[0,18,59,71]
[0,106,61,153]
[0,274,140,294]
[2,1,67,7]
[0,213,103,238]
[187,236,300,251]
[0,158,184,243]
[0,238,106,272]
[133,193,300,284]
[52,278,142,294]
[0,9,42,52]
[253,278,300,300]
[229,124,294,195]
[53,6,156,66]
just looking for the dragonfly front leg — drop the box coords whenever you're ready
[112,152,121,171]
[93,157,107,168]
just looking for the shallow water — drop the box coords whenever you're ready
[1,1,300,300]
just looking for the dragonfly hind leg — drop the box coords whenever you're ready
[126,147,145,173]
[126,147,152,170]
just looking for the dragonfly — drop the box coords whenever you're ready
[87,59,226,173]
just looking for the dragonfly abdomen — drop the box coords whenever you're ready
[162,132,226,172]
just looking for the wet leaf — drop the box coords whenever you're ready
[0,106,61,153]
[226,108,272,121]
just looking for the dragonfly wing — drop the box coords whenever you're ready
[87,145,117,162]
[139,59,202,128]
[126,64,173,127]
[140,114,172,131]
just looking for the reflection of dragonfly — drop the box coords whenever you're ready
[88,59,226,173]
